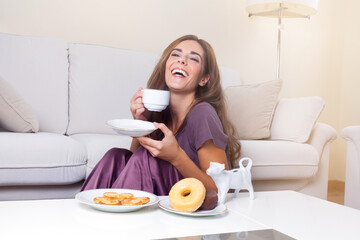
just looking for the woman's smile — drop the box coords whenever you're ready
[171,68,188,78]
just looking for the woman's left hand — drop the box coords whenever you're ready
[136,122,181,163]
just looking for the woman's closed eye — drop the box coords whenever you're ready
[190,57,200,63]
[170,51,200,63]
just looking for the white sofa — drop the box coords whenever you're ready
[0,32,337,201]
[341,126,360,209]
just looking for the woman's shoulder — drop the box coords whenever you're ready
[184,101,228,151]
[191,102,217,114]
[187,102,219,121]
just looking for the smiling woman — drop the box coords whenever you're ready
[80,35,240,196]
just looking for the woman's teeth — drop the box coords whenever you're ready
[171,69,188,77]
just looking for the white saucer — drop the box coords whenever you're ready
[107,119,157,137]
[75,188,159,213]
[158,198,227,217]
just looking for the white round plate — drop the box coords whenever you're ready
[106,119,157,137]
[75,188,159,213]
[158,198,227,217]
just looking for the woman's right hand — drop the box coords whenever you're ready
[130,88,150,121]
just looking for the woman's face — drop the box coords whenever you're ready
[165,40,208,94]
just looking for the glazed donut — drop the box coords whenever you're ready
[169,178,206,212]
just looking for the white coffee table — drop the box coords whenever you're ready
[226,191,360,239]
[1,190,359,239]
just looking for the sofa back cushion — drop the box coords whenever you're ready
[0,33,69,134]
[225,80,282,140]
[67,43,159,135]
[0,75,39,132]
[270,96,325,143]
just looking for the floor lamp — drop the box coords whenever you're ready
[246,0,318,80]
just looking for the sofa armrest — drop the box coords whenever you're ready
[296,123,337,199]
[306,123,337,155]
[341,126,360,142]
[341,126,360,209]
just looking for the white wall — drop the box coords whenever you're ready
[0,0,354,181]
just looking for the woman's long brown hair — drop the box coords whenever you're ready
[146,35,241,168]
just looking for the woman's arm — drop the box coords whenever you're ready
[130,138,141,153]
[136,123,228,191]
[130,88,149,121]
[129,88,150,152]
[172,139,228,191]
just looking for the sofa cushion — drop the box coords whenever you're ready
[0,33,69,134]
[225,80,282,140]
[70,133,132,177]
[67,43,159,135]
[0,132,87,185]
[270,97,325,143]
[0,75,39,133]
[238,140,319,180]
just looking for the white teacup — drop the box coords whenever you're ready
[142,89,170,112]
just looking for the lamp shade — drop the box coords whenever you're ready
[246,0,318,18]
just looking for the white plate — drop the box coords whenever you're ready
[158,198,227,217]
[106,119,157,137]
[75,188,159,213]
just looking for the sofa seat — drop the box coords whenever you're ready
[70,133,132,176]
[0,132,87,185]
[240,140,319,180]
[71,133,319,182]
